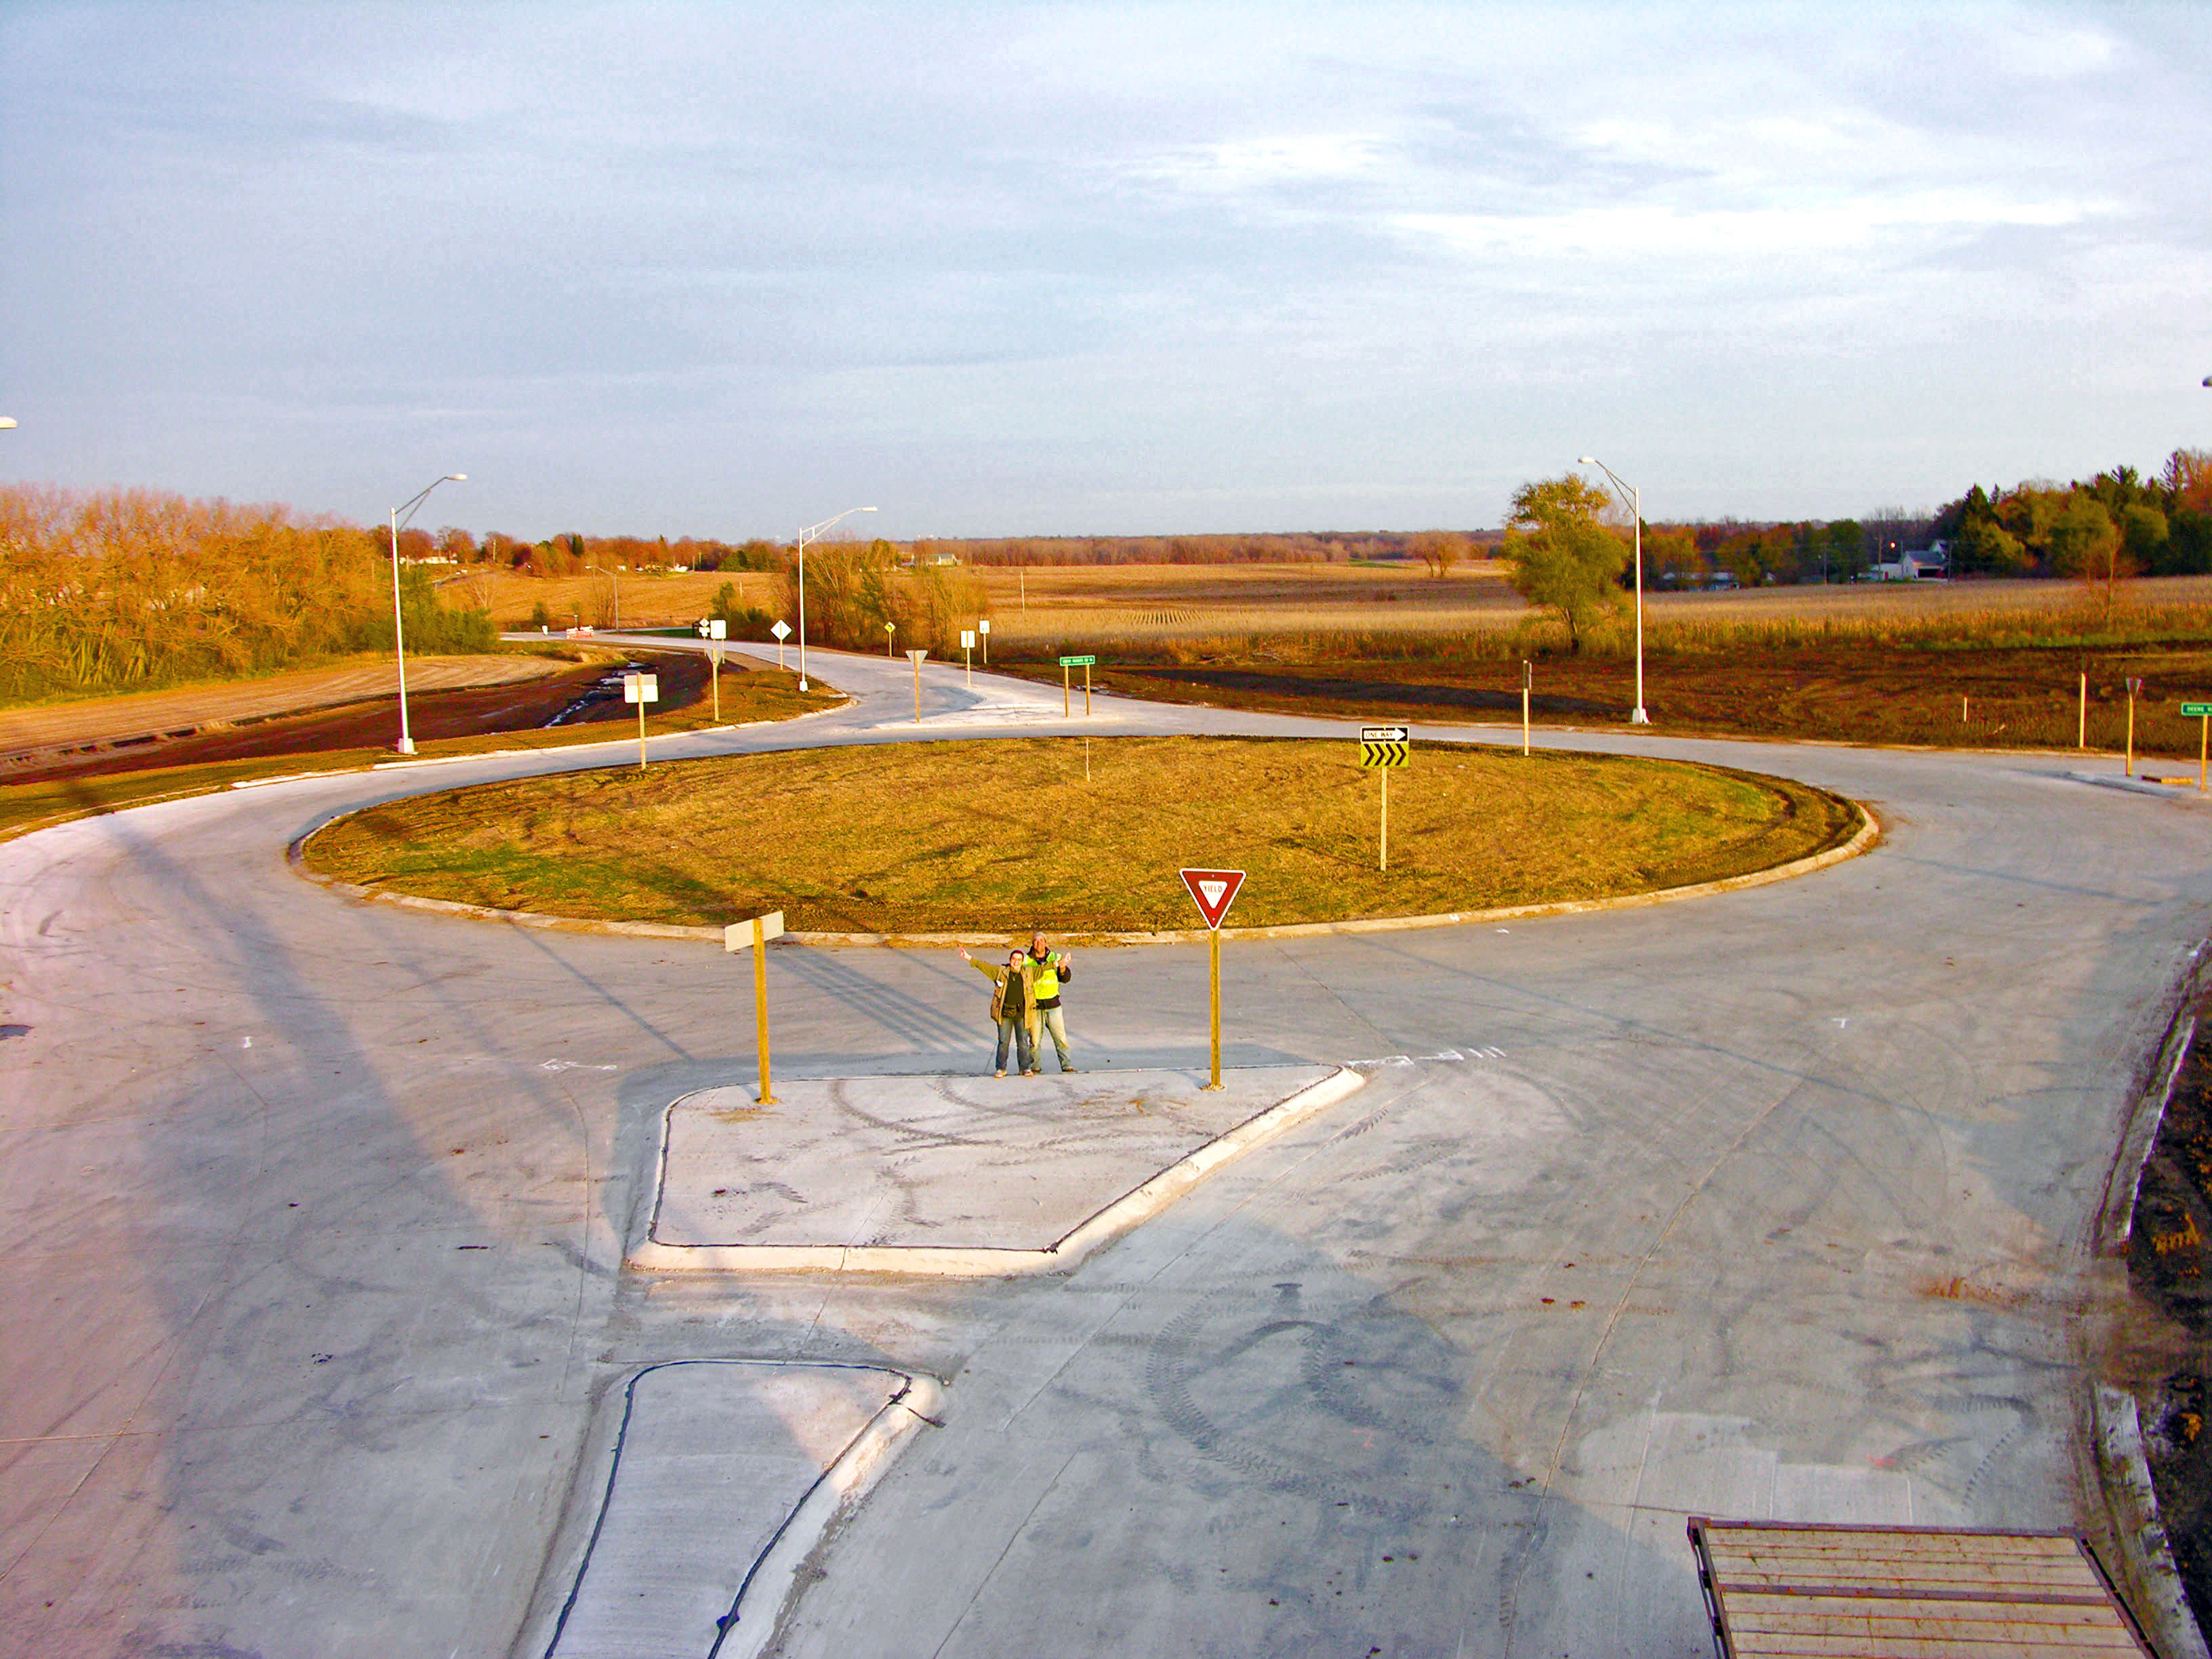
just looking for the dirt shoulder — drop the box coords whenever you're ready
[2127,998,2212,1639]
[1002,641,2212,760]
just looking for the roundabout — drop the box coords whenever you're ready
[296,735,1864,935]
[3,638,2209,1658]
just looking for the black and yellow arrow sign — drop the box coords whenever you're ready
[1359,725,1409,769]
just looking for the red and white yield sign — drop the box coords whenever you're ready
[1179,867,1246,930]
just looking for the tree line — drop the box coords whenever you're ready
[1503,447,2212,648]
[430,527,1501,573]
[0,485,493,705]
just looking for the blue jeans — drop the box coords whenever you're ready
[1037,1005,1072,1070]
[994,1016,1034,1073]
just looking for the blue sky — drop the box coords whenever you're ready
[3,2,2208,539]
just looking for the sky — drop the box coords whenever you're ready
[3,2,2209,541]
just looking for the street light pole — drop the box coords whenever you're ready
[388,473,466,755]
[792,506,878,693]
[590,562,619,630]
[1578,456,1649,725]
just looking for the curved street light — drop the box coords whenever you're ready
[389,473,466,754]
[793,506,878,691]
[1578,456,1650,725]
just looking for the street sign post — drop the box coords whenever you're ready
[885,620,897,658]
[706,619,726,720]
[961,628,976,687]
[1059,653,1096,717]
[907,648,928,724]
[978,617,991,666]
[2127,677,2144,777]
[623,671,659,769]
[1521,660,1532,756]
[722,909,785,1103]
[2186,701,2212,791]
[1179,867,1246,1090]
[1359,725,1410,872]
[771,617,791,672]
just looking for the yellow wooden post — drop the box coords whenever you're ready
[637,696,647,770]
[1084,663,1092,716]
[753,916,775,1104]
[1063,663,1071,717]
[1378,767,1389,873]
[2078,672,2087,750]
[2200,712,2207,793]
[1206,928,1221,1090]
[2127,681,2137,777]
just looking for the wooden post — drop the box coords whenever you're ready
[710,649,720,722]
[2078,672,2087,750]
[2200,712,2207,794]
[1521,660,1531,756]
[1378,768,1389,873]
[2126,682,2136,777]
[637,696,647,770]
[752,916,775,1104]
[1063,663,1071,718]
[1206,928,1221,1090]
[1084,662,1092,716]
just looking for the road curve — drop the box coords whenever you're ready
[3,639,2209,1657]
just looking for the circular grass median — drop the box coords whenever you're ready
[303,736,1864,934]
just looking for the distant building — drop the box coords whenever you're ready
[1874,544,1949,581]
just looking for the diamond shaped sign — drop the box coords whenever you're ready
[1179,867,1246,930]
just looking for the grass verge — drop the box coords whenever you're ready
[300,735,1863,933]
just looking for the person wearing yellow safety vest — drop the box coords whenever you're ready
[1027,932,1078,1073]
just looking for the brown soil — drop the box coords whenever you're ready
[1038,642,2212,759]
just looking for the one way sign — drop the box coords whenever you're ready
[1179,867,1246,930]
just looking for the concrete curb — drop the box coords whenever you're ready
[2091,1385,2212,1659]
[2097,942,2208,1254]
[628,1066,1365,1276]
[527,1359,943,1659]
[717,1368,944,1659]
[291,801,1880,948]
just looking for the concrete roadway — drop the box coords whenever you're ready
[3,638,2209,1656]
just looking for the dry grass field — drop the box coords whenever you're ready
[301,735,1862,933]
[459,567,779,630]
[973,560,1521,647]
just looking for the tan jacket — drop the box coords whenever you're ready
[970,956,1039,1036]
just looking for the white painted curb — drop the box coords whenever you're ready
[628,1066,1365,1276]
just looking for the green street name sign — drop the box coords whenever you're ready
[1059,654,1097,667]
[2184,703,2212,718]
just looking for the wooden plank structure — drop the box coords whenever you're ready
[1687,1518,2161,1658]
